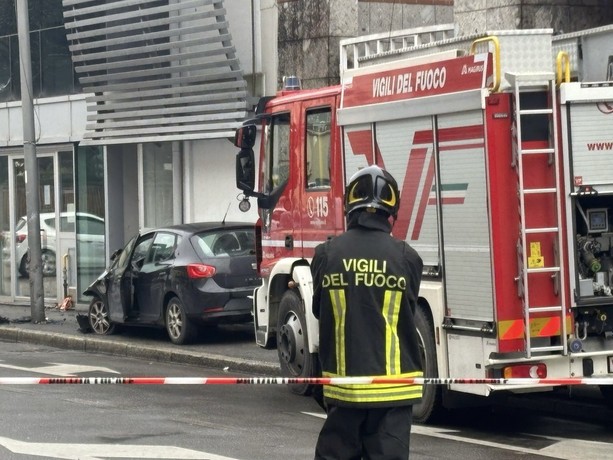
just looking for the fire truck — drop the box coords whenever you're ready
[234,24,613,422]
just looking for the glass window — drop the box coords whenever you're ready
[76,146,106,301]
[131,234,154,268]
[143,142,174,228]
[305,108,331,189]
[191,228,255,259]
[149,232,177,263]
[0,0,79,102]
[41,28,76,97]
[0,0,17,36]
[0,36,13,101]
[77,215,105,235]
[263,113,291,194]
[0,155,9,296]
[115,236,138,271]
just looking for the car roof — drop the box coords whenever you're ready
[19,211,103,220]
[140,221,255,236]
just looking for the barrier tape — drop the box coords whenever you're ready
[0,376,612,385]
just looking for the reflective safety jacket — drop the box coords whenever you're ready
[312,211,424,408]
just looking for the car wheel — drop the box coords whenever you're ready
[277,289,316,395]
[413,306,445,423]
[88,297,116,335]
[20,250,57,277]
[18,255,28,278]
[41,250,57,276]
[165,297,196,345]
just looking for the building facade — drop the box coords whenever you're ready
[278,0,613,88]
[0,0,611,306]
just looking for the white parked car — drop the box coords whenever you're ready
[13,212,105,277]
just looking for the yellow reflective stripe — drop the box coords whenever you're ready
[321,370,424,384]
[324,384,423,403]
[382,290,402,375]
[329,289,346,375]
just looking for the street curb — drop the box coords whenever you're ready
[0,326,280,376]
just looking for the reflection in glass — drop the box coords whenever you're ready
[0,157,9,296]
[143,142,174,228]
[76,146,106,302]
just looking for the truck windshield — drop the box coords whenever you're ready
[262,113,290,194]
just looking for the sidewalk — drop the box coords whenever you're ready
[0,302,281,376]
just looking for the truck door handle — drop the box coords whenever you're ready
[285,235,293,249]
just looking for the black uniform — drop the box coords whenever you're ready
[311,210,423,459]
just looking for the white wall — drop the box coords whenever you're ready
[0,95,88,147]
[185,138,259,224]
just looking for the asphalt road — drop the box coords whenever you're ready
[2,341,612,460]
[0,303,280,376]
[0,301,611,427]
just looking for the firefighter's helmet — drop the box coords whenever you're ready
[344,165,400,219]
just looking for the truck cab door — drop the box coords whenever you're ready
[298,98,344,257]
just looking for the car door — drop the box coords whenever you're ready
[106,235,140,322]
[134,231,178,322]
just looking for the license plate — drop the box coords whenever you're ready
[609,356,613,373]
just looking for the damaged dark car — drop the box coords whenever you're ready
[83,222,260,345]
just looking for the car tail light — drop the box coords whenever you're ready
[502,363,547,379]
[187,263,216,279]
[16,234,26,243]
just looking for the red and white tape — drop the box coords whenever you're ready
[0,376,611,385]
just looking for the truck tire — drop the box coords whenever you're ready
[277,290,316,395]
[600,384,613,408]
[413,306,444,423]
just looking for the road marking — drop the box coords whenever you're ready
[0,436,239,460]
[411,425,610,460]
[303,412,610,460]
[0,361,119,376]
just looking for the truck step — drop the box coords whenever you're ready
[525,227,559,234]
[520,147,555,155]
[528,345,565,353]
[528,305,563,313]
[522,187,557,194]
[526,266,561,274]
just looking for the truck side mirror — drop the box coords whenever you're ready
[236,148,255,192]
[234,124,257,149]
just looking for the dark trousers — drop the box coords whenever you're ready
[314,405,413,460]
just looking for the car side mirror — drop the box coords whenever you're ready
[110,248,122,261]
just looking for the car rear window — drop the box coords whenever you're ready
[191,228,255,258]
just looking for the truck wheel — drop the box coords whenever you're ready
[277,290,316,395]
[600,384,613,408]
[413,306,444,423]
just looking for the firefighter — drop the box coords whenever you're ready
[311,165,424,459]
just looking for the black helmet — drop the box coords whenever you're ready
[344,165,400,219]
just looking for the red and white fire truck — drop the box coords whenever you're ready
[234,24,613,422]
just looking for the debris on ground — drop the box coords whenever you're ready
[76,313,92,333]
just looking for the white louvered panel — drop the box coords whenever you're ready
[87,104,247,123]
[83,70,244,93]
[68,22,224,55]
[70,32,231,62]
[87,95,244,114]
[62,0,247,145]
[85,80,246,103]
